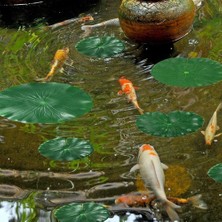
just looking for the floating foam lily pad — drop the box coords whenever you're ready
[75,36,125,58]
[136,111,204,137]
[0,82,93,124]
[151,58,222,87]
[207,163,222,183]
[54,202,110,222]
[38,137,94,161]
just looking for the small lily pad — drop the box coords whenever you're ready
[75,36,125,58]
[207,163,222,183]
[54,202,110,222]
[0,82,93,124]
[38,137,94,161]
[136,111,204,137]
[151,58,222,87]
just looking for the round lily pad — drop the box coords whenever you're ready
[75,36,125,58]
[0,82,93,124]
[38,137,94,161]
[151,58,222,87]
[54,202,110,222]
[136,111,204,137]
[207,163,222,183]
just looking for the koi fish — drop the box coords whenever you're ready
[118,76,144,114]
[81,18,120,37]
[130,144,180,221]
[47,15,94,30]
[35,47,69,82]
[115,193,207,210]
[201,102,222,145]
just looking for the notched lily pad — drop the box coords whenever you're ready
[151,58,222,87]
[75,36,125,58]
[54,202,110,222]
[136,111,204,137]
[38,137,94,161]
[207,163,222,183]
[0,82,93,124]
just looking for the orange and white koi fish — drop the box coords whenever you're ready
[115,193,207,210]
[130,144,180,221]
[47,15,94,30]
[118,76,144,114]
[81,18,119,37]
[201,102,222,145]
[36,47,69,82]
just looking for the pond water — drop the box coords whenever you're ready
[0,0,222,221]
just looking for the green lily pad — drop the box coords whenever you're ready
[0,82,93,124]
[54,202,110,222]
[75,36,125,58]
[136,111,204,137]
[207,163,222,183]
[38,137,94,161]
[151,58,222,87]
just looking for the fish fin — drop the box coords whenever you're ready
[214,132,222,138]
[187,194,208,210]
[130,164,140,173]
[161,163,169,170]
[134,86,139,90]
[163,199,181,222]
[201,131,205,135]
[118,90,124,95]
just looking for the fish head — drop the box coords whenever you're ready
[118,76,131,86]
[138,144,158,158]
[205,135,212,145]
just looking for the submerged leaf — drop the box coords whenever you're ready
[151,58,222,87]
[54,202,110,222]
[75,36,125,58]
[207,163,222,183]
[136,111,204,137]
[38,137,94,161]
[0,82,93,123]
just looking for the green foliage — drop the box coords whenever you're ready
[151,58,222,87]
[207,163,222,183]
[38,137,94,161]
[75,36,125,58]
[0,82,93,123]
[54,202,110,222]
[136,111,204,137]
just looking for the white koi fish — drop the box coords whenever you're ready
[201,102,222,145]
[130,144,180,221]
[118,76,144,114]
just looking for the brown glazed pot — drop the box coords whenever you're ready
[118,0,196,44]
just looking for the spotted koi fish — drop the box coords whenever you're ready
[201,102,222,145]
[118,76,144,114]
[115,193,207,210]
[35,47,69,82]
[130,144,180,221]
[47,15,94,30]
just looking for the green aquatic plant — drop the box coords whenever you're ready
[75,36,125,58]
[136,111,204,137]
[0,82,93,124]
[38,137,94,161]
[207,163,222,183]
[54,202,110,222]
[150,58,222,87]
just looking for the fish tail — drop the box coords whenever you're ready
[163,199,181,222]
[216,102,222,112]
[187,194,208,210]
[132,100,144,114]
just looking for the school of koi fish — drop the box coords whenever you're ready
[33,9,222,221]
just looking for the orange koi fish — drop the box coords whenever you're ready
[118,76,144,114]
[36,47,69,82]
[130,144,180,221]
[201,102,222,145]
[47,15,94,30]
[115,193,207,210]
